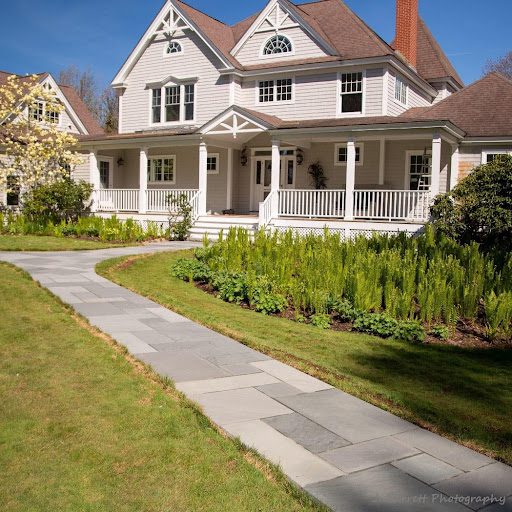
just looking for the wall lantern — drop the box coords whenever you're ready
[240,147,248,167]
[296,148,304,166]
[117,157,125,167]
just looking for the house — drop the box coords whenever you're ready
[0,71,104,205]
[75,0,512,239]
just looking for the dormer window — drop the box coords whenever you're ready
[29,100,60,124]
[263,35,292,55]
[151,83,195,124]
[394,76,408,105]
[166,41,183,54]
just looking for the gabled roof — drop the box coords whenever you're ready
[401,73,512,137]
[0,70,103,135]
[392,18,463,88]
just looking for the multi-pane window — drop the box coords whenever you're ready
[263,35,293,55]
[152,89,161,123]
[207,154,219,174]
[147,156,175,183]
[184,84,195,121]
[408,153,431,190]
[483,152,511,163]
[335,144,363,165]
[166,41,182,54]
[258,78,292,103]
[45,108,60,124]
[151,84,195,123]
[6,175,20,206]
[395,76,408,105]
[165,86,180,122]
[30,101,44,122]
[340,72,363,114]
[99,160,110,189]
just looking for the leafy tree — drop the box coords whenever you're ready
[483,51,512,79]
[431,155,512,251]
[0,74,82,196]
[99,87,119,134]
[22,177,93,224]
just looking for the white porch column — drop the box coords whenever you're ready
[344,138,356,220]
[431,134,442,197]
[271,139,280,218]
[198,142,208,216]
[139,147,148,214]
[449,144,459,190]
[89,150,99,212]
[226,147,233,210]
[378,138,385,185]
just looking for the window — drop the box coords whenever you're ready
[30,101,44,122]
[152,89,161,123]
[258,78,293,103]
[482,150,511,164]
[45,107,60,124]
[395,76,408,105]
[166,41,183,54]
[147,156,176,183]
[151,84,195,124]
[340,72,363,114]
[334,143,364,166]
[99,160,110,189]
[407,151,431,190]
[207,153,219,174]
[6,175,20,206]
[263,35,292,55]
[165,86,180,122]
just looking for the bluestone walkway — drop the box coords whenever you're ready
[1,243,511,512]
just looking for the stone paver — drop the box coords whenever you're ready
[1,242,510,512]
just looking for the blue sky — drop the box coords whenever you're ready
[0,0,509,90]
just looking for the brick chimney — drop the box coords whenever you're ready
[395,0,418,68]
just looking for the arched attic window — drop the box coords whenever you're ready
[263,34,292,55]
[166,41,183,54]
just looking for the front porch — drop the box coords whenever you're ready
[82,108,460,235]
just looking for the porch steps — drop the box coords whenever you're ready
[189,215,259,241]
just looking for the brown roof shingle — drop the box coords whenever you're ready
[400,73,512,137]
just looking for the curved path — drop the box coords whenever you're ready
[1,242,511,512]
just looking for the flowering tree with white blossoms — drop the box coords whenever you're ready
[0,74,82,200]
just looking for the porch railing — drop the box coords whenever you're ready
[278,189,346,218]
[146,189,199,213]
[94,189,139,212]
[189,190,202,222]
[258,191,275,228]
[353,190,431,222]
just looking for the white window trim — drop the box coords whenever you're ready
[98,156,114,189]
[334,143,364,167]
[336,70,366,118]
[394,75,408,107]
[481,149,512,164]
[207,153,220,175]
[255,76,295,105]
[259,33,295,59]
[27,100,62,128]
[163,40,184,57]
[404,150,432,190]
[148,83,196,127]
[147,155,177,184]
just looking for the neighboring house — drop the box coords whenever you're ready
[73,0,511,239]
[0,71,104,205]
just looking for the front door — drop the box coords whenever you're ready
[251,155,296,211]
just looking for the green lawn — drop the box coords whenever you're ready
[0,235,129,251]
[97,250,512,466]
[0,262,321,512]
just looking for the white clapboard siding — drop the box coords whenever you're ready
[72,152,91,183]
[121,31,230,133]
[387,70,431,116]
[235,25,329,66]
[364,68,384,117]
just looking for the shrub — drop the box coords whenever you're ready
[22,178,92,224]
[171,258,211,282]
[310,313,331,329]
[394,321,426,344]
[252,291,287,315]
[330,298,361,322]
[168,193,193,241]
[352,313,398,338]
[211,272,247,304]
[484,291,512,341]
[431,155,512,252]
[430,325,450,341]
